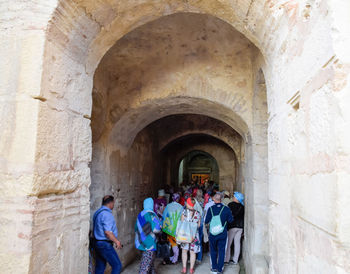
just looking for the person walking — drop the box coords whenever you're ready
[162,193,183,264]
[205,193,233,274]
[135,198,162,274]
[180,198,201,274]
[193,195,204,264]
[93,195,123,274]
[202,192,215,249]
[225,191,245,265]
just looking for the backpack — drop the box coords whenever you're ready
[209,206,226,236]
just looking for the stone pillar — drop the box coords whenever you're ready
[243,66,269,274]
[265,1,350,272]
[0,2,55,273]
[0,2,94,273]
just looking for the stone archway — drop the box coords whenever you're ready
[88,12,268,272]
[179,150,220,186]
[1,1,349,274]
[162,134,239,193]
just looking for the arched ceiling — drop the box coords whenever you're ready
[162,133,237,164]
[48,0,273,73]
[145,114,242,154]
[92,13,255,151]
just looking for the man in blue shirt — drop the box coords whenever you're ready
[205,193,233,274]
[93,195,122,274]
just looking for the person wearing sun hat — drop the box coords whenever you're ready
[222,190,232,206]
[225,191,245,266]
[233,191,244,206]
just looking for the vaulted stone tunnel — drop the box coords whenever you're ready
[2,1,349,274]
[89,12,267,270]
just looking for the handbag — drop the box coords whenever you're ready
[175,210,198,243]
[156,242,171,258]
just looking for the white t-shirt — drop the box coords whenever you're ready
[204,200,215,220]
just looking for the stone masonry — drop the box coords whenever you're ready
[0,1,349,274]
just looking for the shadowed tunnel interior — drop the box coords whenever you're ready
[89,12,267,268]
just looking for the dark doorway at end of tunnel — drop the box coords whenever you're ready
[160,132,239,193]
[178,150,219,186]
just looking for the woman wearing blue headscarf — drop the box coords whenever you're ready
[135,198,161,273]
[225,191,245,265]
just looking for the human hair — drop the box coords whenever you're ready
[186,197,195,208]
[213,193,222,202]
[102,195,114,205]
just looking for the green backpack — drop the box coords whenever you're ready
[209,206,226,236]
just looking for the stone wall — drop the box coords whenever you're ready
[1,1,349,274]
[90,126,161,267]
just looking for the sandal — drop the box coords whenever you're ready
[190,269,195,274]
[181,268,187,274]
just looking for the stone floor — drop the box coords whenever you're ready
[122,253,245,274]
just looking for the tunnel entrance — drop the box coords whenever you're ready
[178,150,219,186]
[159,131,240,194]
[4,0,344,273]
[89,12,268,271]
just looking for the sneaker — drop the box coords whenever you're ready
[224,262,229,266]
[230,259,238,265]
[211,269,218,274]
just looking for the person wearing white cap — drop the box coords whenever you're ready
[154,189,167,219]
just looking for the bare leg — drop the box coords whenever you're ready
[182,248,188,271]
[189,251,196,270]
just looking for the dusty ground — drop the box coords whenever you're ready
[122,252,245,273]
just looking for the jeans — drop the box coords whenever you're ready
[197,224,204,261]
[95,241,122,274]
[209,232,227,272]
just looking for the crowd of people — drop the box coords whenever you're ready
[135,181,245,274]
[91,181,245,274]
